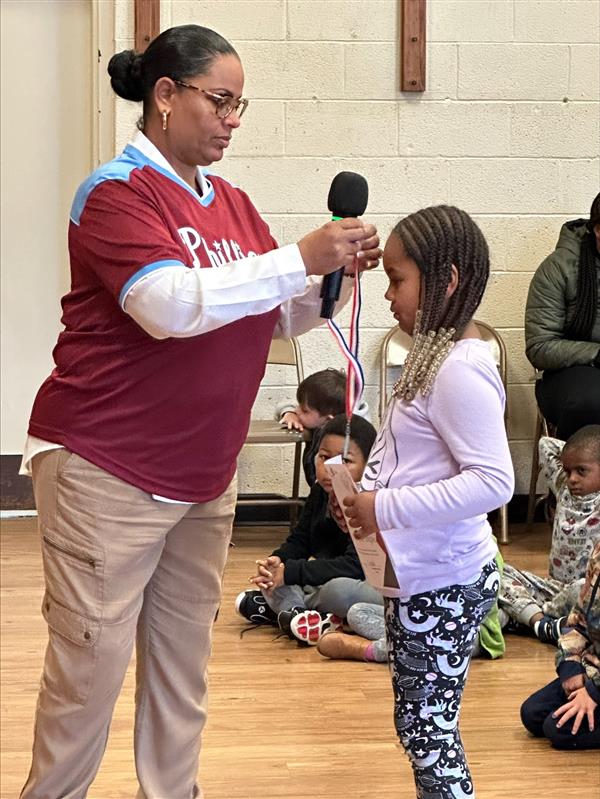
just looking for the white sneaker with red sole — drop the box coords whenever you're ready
[289,610,343,645]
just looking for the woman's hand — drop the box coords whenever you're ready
[343,491,379,539]
[249,555,282,590]
[298,219,381,277]
[280,411,303,431]
[554,686,597,734]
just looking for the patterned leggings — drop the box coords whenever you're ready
[385,560,498,799]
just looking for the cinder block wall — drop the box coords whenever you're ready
[115,0,600,496]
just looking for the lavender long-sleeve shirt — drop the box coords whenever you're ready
[362,338,515,599]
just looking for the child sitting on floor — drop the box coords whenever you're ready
[235,414,380,644]
[520,539,600,750]
[317,549,506,664]
[499,426,600,645]
[276,368,369,486]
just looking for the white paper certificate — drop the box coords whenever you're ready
[325,455,398,591]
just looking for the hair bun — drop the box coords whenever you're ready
[107,49,144,102]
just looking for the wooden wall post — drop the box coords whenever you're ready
[135,0,160,53]
[400,0,426,92]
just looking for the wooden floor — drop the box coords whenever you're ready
[1,518,599,799]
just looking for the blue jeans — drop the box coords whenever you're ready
[521,677,600,750]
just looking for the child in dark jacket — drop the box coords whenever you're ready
[520,539,600,750]
[235,414,380,644]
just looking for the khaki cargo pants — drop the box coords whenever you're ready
[21,449,236,799]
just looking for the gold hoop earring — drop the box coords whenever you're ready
[162,110,169,131]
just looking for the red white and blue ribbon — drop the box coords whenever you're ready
[326,267,365,453]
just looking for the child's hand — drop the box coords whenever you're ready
[249,555,283,590]
[281,411,303,431]
[344,491,379,539]
[554,686,597,734]
[329,493,349,533]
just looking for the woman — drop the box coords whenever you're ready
[20,24,380,798]
[525,192,600,439]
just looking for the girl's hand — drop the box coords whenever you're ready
[343,491,379,539]
[249,555,282,590]
[554,686,597,734]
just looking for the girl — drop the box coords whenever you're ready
[344,206,514,798]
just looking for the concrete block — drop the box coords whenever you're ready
[213,157,340,214]
[458,44,569,100]
[502,328,535,385]
[515,0,599,44]
[450,158,562,214]
[475,215,576,274]
[295,41,458,100]
[336,157,451,214]
[170,1,286,40]
[115,102,140,152]
[234,41,345,99]
[559,160,600,214]
[287,0,396,41]
[510,439,536,495]
[507,383,538,440]
[285,101,398,157]
[510,103,599,158]
[233,101,284,157]
[477,272,532,327]
[429,0,513,42]
[569,45,600,100]
[344,43,399,100]
[398,102,510,157]
[501,216,573,273]
[115,0,133,39]
[261,215,285,244]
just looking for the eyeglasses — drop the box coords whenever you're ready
[173,79,248,119]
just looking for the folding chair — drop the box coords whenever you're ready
[526,399,555,531]
[379,321,510,544]
[237,337,306,530]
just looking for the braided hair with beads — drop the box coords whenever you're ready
[392,205,490,402]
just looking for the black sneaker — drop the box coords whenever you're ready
[235,590,278,626]
[536,615,566,646]
[277,606,305,638]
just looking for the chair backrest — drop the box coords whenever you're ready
[378,320,508,421]
[266,337,304,387]
[473,320,507,389]
[378,326,413,420]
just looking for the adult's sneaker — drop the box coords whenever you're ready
[235,590,278,626]
[289,610,343,646]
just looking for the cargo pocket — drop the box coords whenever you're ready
[41,529,104,620]
[42,591,101,705]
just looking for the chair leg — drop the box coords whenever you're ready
[498,504,509,546]
[526,413,543,531]
[289,441,303,531]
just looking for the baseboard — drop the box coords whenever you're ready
[0,455,34,510]
[0,455,543,525]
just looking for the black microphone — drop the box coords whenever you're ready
[320,171,369,319]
